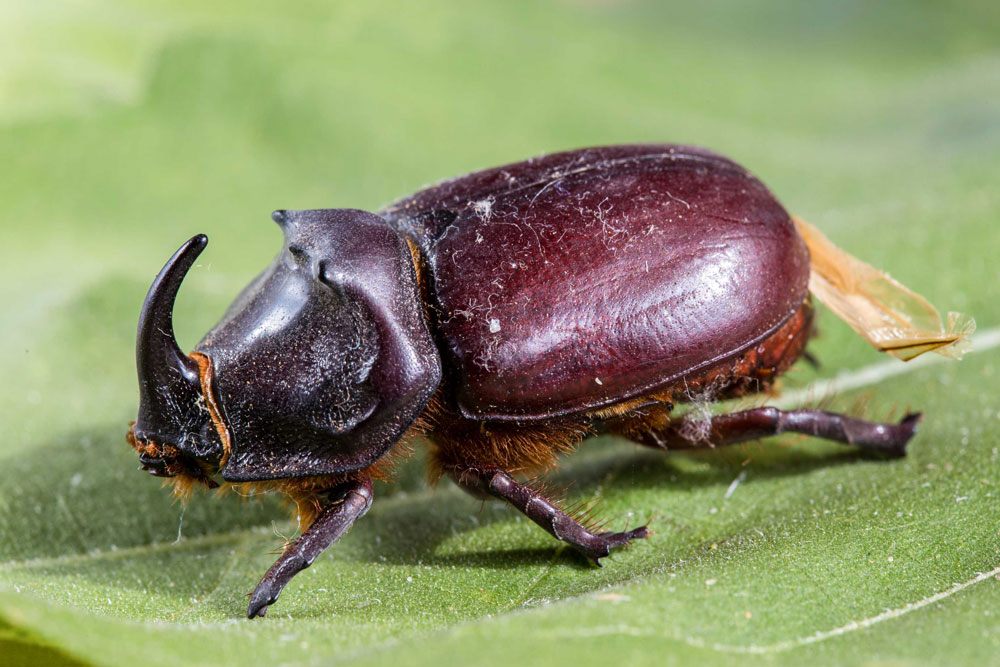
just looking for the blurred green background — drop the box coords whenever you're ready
[2,1,999,665]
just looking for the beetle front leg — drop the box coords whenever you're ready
[448,466,647,564]
[247,478,373,618]
[629,407,921,457]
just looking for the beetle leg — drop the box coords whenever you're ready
[247,478,373,619]
[630,407,921,457]
[448,466,647,564]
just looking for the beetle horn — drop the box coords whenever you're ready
[134,234,208,443]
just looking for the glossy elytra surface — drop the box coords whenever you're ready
[383,145,810,420]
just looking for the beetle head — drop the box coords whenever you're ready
[129,235,223,491]
[189,209,440,482]
[129,210,440,487]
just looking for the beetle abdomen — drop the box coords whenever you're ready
[383,145,810,421]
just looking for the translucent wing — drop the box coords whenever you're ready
[793,217,974,361]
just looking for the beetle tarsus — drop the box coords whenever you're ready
[449,467,647,564]
[247,479,373,619]
[629,407,922,457]
[880,412,922,457]
[581,526,651,565]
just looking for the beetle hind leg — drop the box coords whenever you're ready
[623,407,921,457]
[447,466,647,564]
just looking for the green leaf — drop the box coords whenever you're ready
[2,1,999,665]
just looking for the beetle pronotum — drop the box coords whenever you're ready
[127,145,972,617]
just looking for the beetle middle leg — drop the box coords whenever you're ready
[247,478,373,618]
[446,466,648,564]
[623,407,921,457]
[428,411,645,563]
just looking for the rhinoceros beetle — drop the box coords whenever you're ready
[130,144,942,618]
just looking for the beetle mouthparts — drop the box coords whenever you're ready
[138,454,173,478]
[129,429,220,492]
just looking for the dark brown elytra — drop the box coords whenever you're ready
[127,144,920,618]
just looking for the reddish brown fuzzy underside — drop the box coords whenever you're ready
[608,402,674,444]
[221,476,340,531]
[218,421,426,531]
[588,396,663,420]
[426,410,592,482]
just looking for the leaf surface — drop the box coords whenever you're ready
[2,1,999,665]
